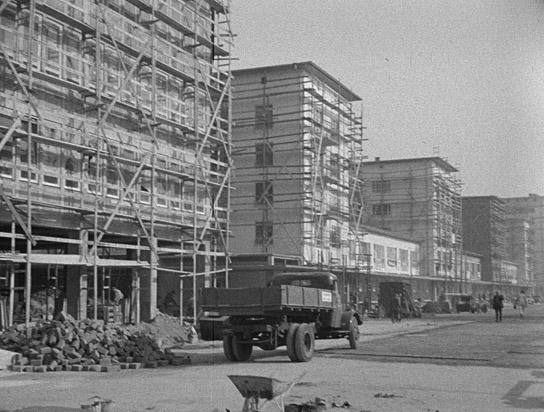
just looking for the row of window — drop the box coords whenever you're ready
[0,165,226,217]
[1,10,223,122]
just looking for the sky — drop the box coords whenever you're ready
[230,0,544,198]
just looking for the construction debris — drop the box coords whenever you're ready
[0,312,194,372]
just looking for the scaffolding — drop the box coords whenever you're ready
[0,0,233,326]
[229,63,364,301]
[361,158,463,297]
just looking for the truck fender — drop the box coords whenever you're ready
[340,310,363,329]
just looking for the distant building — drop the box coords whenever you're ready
[362,157,462,297]
[504,217,534,287]
[461,196,506,285]
[503,194,543,293]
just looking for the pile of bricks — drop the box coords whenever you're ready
[0,313,191,372]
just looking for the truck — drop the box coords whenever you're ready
[201,271,363,362]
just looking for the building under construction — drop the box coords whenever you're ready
[229,62,366,301]
[362,157,463,299]
[0,0,233,326]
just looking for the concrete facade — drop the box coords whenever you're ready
[503,194,543,292]
[0,0,233,324]
[230,62,364,268]
[361,157,462,296]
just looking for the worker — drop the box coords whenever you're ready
[111,286,124,305]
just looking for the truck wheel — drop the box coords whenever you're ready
[223,335,236,361]
[232,335,253,361]
[348,317,359,349]
[294,323,315,362]
[286,323,299,362]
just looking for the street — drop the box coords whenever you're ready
[1,304,543,412]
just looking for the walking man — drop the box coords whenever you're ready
[492,291,504,322]
[390,293,402,323]
[515,290,528,318]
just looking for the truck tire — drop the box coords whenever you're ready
[348,316,359,349]
[286,323,299,362]
[294,323,315,362]
[231,335,253,361]
[223,335,236,361]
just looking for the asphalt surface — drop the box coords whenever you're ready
[0,305,543,412]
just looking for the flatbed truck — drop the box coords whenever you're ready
[201,272,363,362]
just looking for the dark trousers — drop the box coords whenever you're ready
[494,307,502,322]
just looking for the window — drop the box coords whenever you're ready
[255,181,273,205]
[374,244,385,269]
[255,221,273,245]
[372,204,391,215]
[330,225,341,248]
[387,247,397,267]
[410,251,419,273]
[255,143,273,167]
[0,141,13,178]
[400,249,409,271]
[43,175,59,187]
[371,180,391,193]
[42,19,62,75]
[17,139,38,165]
[255,104,273,128]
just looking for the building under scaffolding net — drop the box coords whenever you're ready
[229,62,365,301]
[361,157,463,298]
[0,0,233,327]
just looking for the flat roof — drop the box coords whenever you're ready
[362,225,420,245]
[232,61,361,102]
[363,156,458,173]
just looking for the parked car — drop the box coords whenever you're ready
[455,295,487,313]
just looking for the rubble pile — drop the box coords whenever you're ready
[0,313,193,372]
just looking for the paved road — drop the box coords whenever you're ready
[326,304,544,369]
[0,305,543,412]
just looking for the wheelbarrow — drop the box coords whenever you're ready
[228,373,304,412]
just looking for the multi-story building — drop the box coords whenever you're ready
[361,157,462,297]
[0,0,233,324]
[503,194,543,293]
[461,196,506,288]
[229,62,365,299]
[505,217,534,288]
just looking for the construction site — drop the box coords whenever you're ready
[228,62,367,305]
[0,0,233,328]
[361,157,466,299]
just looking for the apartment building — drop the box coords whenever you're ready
[362,157,462,297]
[505,217,534,288]
[461,196,506,286]
[0,0,233,324]
[503,194,543,293]
[230,62,366,299]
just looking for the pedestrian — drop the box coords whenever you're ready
[491,291,504,322]
[390,293,402,323]
[515,290,528,318]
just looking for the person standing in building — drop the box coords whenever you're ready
[390,293,402,323]
[515,290,528,318]
[491,291,504,322]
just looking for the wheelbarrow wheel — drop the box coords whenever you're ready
[294,323,314,362]
[232,335,253,361]
[286,323,299,362]
[223,335,236,361]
